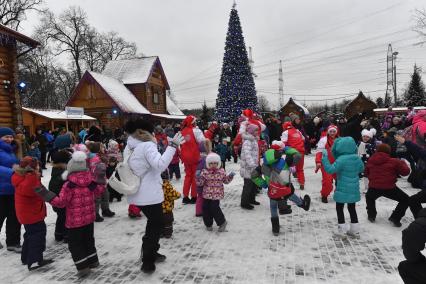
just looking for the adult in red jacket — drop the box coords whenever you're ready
[315,125,338,203]
[365,143,413,227]
[12,157,51,270]
[181,115,205,204]
[281,121,306,189]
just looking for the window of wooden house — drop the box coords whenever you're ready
[152,87,160,105]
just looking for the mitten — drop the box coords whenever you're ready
[169,132,185,148]
[35,186,57,202]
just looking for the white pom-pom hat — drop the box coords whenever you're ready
[206,153,221,169]
[361,129,373,138]
[62,151,88,179]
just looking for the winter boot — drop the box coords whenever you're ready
[190,197,197,204]
[95,214,104,222]
[141,262,156,274]
[347,223,360,238]
[218,221,228,232]
[388,217,402,227]
[102,209,115,217]
[367,216,375,223]
[155,252,166,263]
[321,196,328,203]
[77,267,91,278]
[28,259,54,271]
[241,204,254,210]
[7,244,22,253]
[182,197,191,204]
[271,217,280,236]
[89,261,100,269]
[128,205,142,218]
[206,226,213,231]
[250,200,260,205]
[300,195,311,211]
[300,184,305,190]
[334,224,348,239]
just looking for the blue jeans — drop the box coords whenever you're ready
[270,194,303,217]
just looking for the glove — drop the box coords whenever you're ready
[315,163,322,173]
[228,171,236,177]
[169,132,185,148]
[35,185,57,202]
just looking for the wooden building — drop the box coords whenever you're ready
[344,91,377,119]
[279,97,310,121]
[0,25,39,128]
[67,56,185,129]
[22,107,96,136]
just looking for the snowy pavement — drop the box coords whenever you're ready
[0,153,416,284]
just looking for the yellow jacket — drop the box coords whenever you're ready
[162,180,181,213]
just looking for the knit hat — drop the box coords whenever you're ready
[370,128,377,137]
[0,127,15,138]
[377,143,391,154]
[52,150,72,164]
[73,143,88,153]
[313,117,321,125]
[206,153,221,168]
[271,140,285,151]
[327,125,338,134]
[290,113,300,122]
[361,129,373,138]
[19,156,38,172]
[64,151,88,178]
[242,109,254,119]
[246,123,260,136]
[108,139,119,150]
[182,115,196,127]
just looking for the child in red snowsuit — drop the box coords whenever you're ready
[281,121,306,190]
[315,125,339,203]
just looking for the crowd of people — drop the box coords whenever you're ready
[0,105,426,283]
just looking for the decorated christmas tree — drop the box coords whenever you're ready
[405,64,426,107]
[215,3,257,123]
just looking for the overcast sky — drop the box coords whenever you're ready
[21,0,426,109]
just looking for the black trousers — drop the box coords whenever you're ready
[241,178,257,206]
[162,212,174,237]
[336,203,358,224]
[52,207,67,241]
[138,203,164,264]
[68,223,98,271]
[366,187,412,221]
[40,150,47,168]
[203,199,225,227]
[108,184,123,202]
[409,190,426,219]
[398,260,426,284]
[221,161,226,170]
[168,163,181,179]
[0,195,21,246]
[22,221,46,266]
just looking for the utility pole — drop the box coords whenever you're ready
[386,44,393,107]
[248,46,257,78]
[392,51,399,106]
[279,60,284,107]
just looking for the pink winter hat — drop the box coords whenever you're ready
[246,123,259,136]
[206,153,221,168]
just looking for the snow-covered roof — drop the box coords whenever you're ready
[22,107,96,120]
[102,57,158,85]
[291,97,310,115]
[88,71,150,114]
[374,106,426,112]
[166,95,185,116]
[151,113,186,120]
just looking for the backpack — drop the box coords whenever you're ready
[107,150,141,195]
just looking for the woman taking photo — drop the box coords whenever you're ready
[123,119,184,273]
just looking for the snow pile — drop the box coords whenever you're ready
[166,95,185,116]
[102,57,158,85]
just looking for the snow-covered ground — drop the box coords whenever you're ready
[0,153,417,283]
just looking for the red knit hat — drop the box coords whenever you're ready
[182,115,196,128]
[327,125,338,134]
[242,109,254,119]
[19,156,38,171]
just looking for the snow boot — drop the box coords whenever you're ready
[28,259,54,271]
[102,209,115,217]
[190,197,197,204]
[368,216,375,223]
[89,261,100,269]
[241,204,254,210]
[321,196,328,203]
[218,221,228,232]
[182,197,191,204]
[141,262,156,274]
[300,195,311,211]
[7,244,22,253]
[77,267,91,278]
[334,224,348,239]
[388,217,402,227]
[155,252,166,263]
[271,217,280,236]
[279,206,292,215]
[95,214,104,222]
[300,184,305,190]
[347,223,360,239]
[206,226,213,231]
[250,200,260,205]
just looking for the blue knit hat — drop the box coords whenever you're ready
[0,127,15,138]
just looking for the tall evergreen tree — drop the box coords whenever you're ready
[215,3,257,123]
[375,97,384,108]
[405,64,426,107]
[200,101,211,130]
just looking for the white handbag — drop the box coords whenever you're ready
[107,150,141,195]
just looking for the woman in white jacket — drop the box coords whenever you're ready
[123,119,184,274]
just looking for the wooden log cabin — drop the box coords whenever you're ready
[0,25,39,128]
[67,56,185,129]
[279,97,310,121]
[344,91,377,119]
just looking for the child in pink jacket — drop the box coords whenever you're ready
[197,153,234,232]
[36,151,105,277]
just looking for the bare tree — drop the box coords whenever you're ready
[413,8,426,45]
[0,0,43,30]
[258,95,271,112]
[36,6,90,79]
